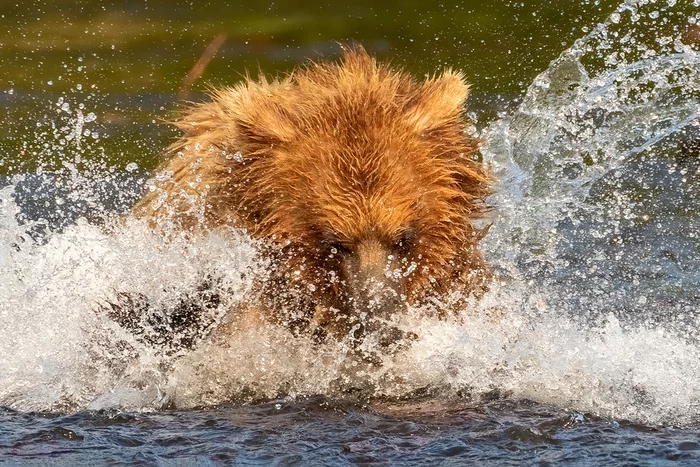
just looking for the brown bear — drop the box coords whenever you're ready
[130,46,491,346]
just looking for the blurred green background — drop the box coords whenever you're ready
[0,0,624,175]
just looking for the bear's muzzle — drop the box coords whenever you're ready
[341,237,410,346]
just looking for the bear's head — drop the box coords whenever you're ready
[145,47,491,343]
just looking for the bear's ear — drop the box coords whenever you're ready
[174,80,298,152]
[406,70,470,133]
[226,80,299,145]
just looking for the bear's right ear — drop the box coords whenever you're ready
[175,80,299,151]
[222,80,299,145]
[405,70,470,133]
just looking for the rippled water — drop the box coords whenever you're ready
[3,398,700,465]
[1,1,700,464]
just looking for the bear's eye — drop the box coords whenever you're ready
[328,242,350,255]
[319,232,350,255]
[394,227,418,254]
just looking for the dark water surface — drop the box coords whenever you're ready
[3,398,700,466]
[1,0,627,175]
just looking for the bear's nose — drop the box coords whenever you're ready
[336,237,412,348]
[359,276,404,315]
[348,238,407,318]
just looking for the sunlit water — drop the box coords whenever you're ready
[2,1,700,464]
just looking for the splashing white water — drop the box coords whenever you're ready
[0,195,259,412]
[1,0,700,425]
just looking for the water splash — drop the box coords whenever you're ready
[482,0,700,322]
[1,0,700,426]
[0,184,259,412]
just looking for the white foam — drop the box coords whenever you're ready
[1,166,700,424]
[0,190,259,412]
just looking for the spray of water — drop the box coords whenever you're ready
[1,0,699,425]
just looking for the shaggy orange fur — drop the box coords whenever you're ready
[133,46,491,342]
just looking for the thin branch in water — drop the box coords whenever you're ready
[178,33,228,100]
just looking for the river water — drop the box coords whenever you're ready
[1,1,700,465]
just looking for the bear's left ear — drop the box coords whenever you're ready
[406,70,469,133]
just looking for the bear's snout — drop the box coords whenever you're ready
[342,237,407,329]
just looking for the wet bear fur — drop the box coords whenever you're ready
[127,46,491,347]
